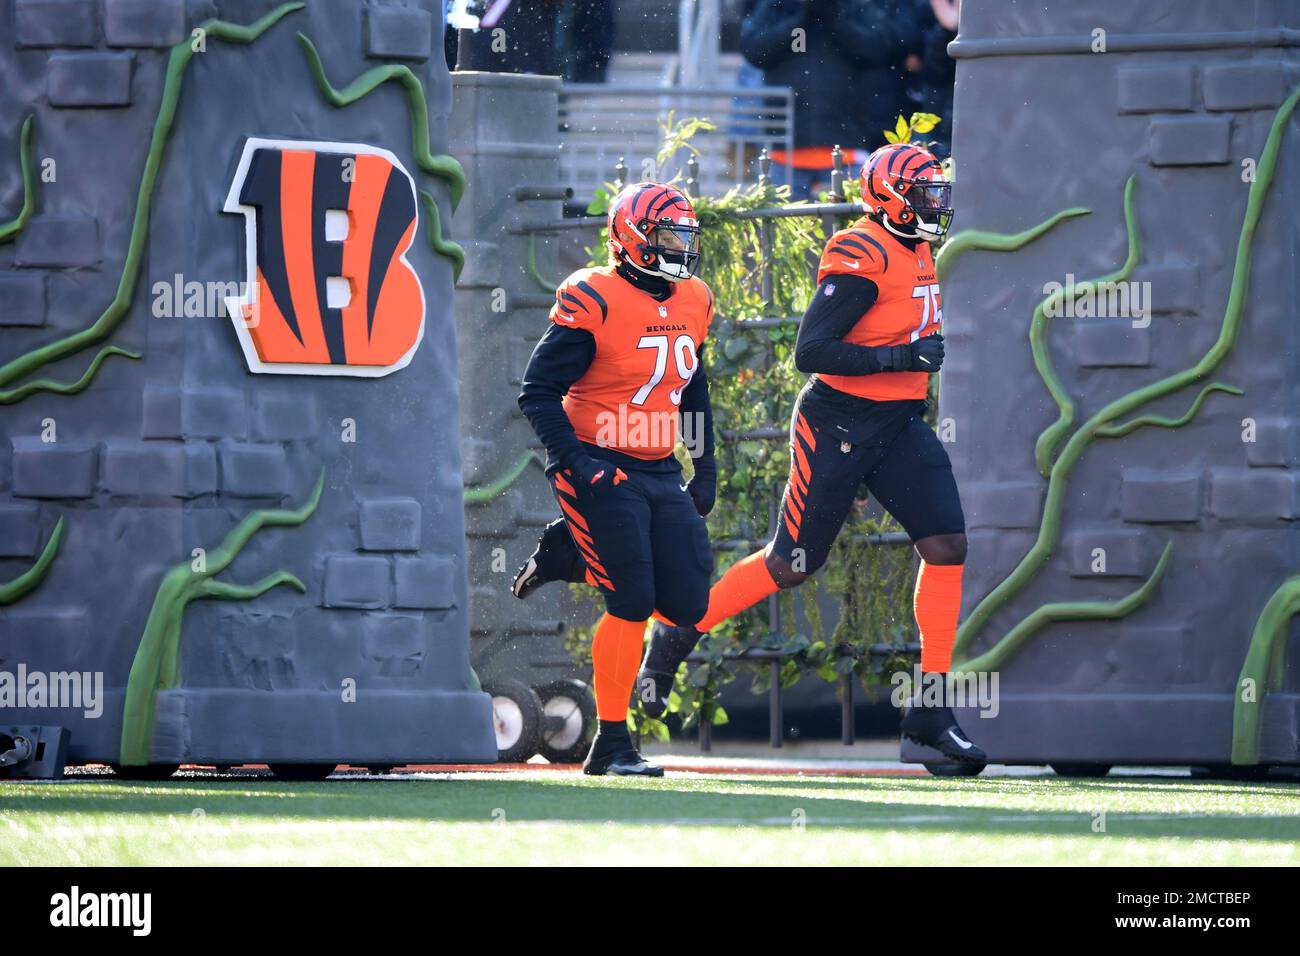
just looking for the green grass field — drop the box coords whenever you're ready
[2,770,1298,866]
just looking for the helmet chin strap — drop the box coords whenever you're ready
[621,252,685,282]
[872,210,924,243]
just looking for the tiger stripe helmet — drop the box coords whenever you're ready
[607,181,702,281]
[860,143,952,243]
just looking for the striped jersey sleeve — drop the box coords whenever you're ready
[549,271,610,332]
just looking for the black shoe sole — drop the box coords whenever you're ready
[582,746,665,777]
[902,729,987,766]
[582,762,665,777]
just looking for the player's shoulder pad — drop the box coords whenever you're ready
[820,224,891,278]
[550,267,612,331]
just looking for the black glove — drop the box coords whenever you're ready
[686,455,717,516]
[566,456,626,494]
[876,334,944,373]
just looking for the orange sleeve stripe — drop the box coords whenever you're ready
[787,472,805,510]
[784,493,803,526]
[558,497,590,532]
[794,412,816,451]
[568,521,595,551]
[783,510,800,540]
[553,472,576,497]
[572,536,607,573]
[793,439,812,483]
[790,461,809,499]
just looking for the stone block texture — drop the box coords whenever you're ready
[1147,116,1232,166]
[0,273,47,327]
[11,439,98,499]
[0,0,493,766]
[1202,60,1289,111]
[46,53,133,108]
[14,217,100,267]
[1120,470,1202,523]
[1117,64,1195,113]
[359,497,422,551]
[323,555,391,609]
[103,0,187,48]
[366,6,433,60]
[937,0,1300,766]
[15,0,98,48]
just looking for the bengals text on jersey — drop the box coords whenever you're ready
[813,215,942,401]
[550,265,715,460]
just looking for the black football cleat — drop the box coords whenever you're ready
[901,703,986,766]
[512,518,586,599]
[636,621,703,719]
[582,728,664,777]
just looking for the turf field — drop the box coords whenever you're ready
[3,767,1298,866]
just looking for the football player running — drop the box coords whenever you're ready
[516,144,983,769]
[516,182,718,776]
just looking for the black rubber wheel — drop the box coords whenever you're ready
[268,763,337,781]
[924,760,986,777]
[1050,763,1113,778]
[484,677,544,763]
[113,764,180,781]
[536,678,597,764]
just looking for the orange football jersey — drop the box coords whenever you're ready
[550,266,715,460]
[814,216,942,401]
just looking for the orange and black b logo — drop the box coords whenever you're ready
[223,138,426,376]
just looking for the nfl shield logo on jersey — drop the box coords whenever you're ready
[825,283,835,296]
[658,305,668,317]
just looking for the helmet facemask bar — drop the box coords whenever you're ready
[902,179,953,242]
[641,219,701,280]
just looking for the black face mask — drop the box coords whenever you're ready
[642,221,702,280]
[905,180,953,240]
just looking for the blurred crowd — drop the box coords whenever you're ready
[448,0,959,198]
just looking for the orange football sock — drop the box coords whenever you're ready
[695,550,780,633]
[591,613,648,721]
[914,562,963,672]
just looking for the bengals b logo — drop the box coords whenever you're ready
[223,138,426,376]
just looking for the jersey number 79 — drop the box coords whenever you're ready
[631,334,698,406]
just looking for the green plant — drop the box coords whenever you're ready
[883,111,941,145]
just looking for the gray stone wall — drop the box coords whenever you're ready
[0,0,494,766]
[916,0,1300,765]
[449,71,588,687]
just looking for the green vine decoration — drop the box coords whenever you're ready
[0,345,141,405]
[1033,176,1142,476]
[296,32,466,211]
[1096,382,1243,439]
[0,2,305,402]
[464,450,544,505]
[958,543,1172,674]
[954,84,1300,667]
[119,470,325,766]
[1231,575,1300,765]
[419,189,465,280]
[934,204,1089,283]
[0,517,64,606]
[0,114,37,243]
[527,233,558,293]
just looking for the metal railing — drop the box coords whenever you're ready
[558,83,795,200]
[511,147,920,750]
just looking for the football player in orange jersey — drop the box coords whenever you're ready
[516,182,718,776]
[517,145,982,769]
[638,142,982,767]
